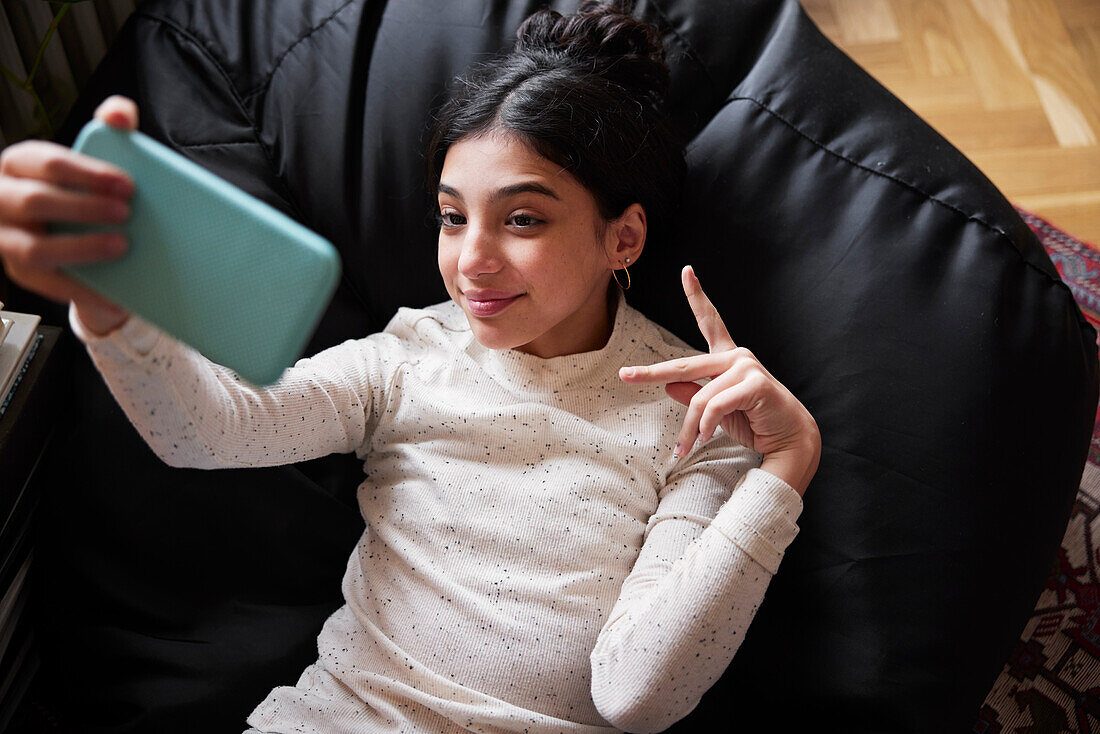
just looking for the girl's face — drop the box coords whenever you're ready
[437,130,643,358]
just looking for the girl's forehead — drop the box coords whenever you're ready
[440,132,586,202]
[444,131,549,176]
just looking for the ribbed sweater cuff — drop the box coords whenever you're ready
[710,467,804,574]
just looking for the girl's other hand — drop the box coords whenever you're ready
[0,95,139,336]
[618,265,821,495]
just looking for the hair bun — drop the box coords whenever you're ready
[515,0,669,110]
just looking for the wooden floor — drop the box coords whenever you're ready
[801,0,1100,245]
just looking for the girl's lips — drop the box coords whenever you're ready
[465,293,523,317]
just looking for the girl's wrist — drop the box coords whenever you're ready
[759,440,820,497]
[73,301,130,337]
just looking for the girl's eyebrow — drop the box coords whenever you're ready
[491,182,560,203]
[437,183,463,200]
[437,182,561,202]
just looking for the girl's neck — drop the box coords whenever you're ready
[514,284,621,359]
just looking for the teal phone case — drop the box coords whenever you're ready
[56,120,341,385]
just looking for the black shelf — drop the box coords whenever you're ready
[0,327,66,730]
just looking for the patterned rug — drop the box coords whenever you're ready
[976,209,1100,733]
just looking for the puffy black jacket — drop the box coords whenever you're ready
[15,0,1094,731]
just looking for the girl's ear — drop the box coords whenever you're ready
[606,203,647,268]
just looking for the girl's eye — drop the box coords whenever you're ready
[439,211,466,228]
[509,214,542,228]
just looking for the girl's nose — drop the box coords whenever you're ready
[457,223,503,278]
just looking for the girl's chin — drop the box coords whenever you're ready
[468,326,527,352]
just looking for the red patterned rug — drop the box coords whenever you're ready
[977,209,1100,733]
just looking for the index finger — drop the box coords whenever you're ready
[682,265,736,352]
[0,140,133,199]
[619,351,733,384]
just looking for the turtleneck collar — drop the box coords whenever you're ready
[463,289,645,395]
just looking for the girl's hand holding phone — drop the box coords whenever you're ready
[0,95,138,336]
[619,265,821,496]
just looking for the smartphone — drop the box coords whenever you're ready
[54,119,341,385]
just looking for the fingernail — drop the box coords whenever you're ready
[620,367,635,378]
[672,442,681,458]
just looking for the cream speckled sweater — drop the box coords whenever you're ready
[69,292,803,734]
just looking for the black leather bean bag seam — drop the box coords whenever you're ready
[237,0,359,103]
[133,13,268,146]
[124,6,386,321]
[124,10,290,192]
[644,1,712,87]
[722,94,1092,331]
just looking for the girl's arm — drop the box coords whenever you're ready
[589,451,802,733]
[594,266,818,730]
[69,303,394,469]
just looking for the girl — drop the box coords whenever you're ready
[0,2,820,732]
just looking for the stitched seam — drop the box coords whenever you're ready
[648,0,713,90]
[133,11,306,223]
[724,95,1091,332]
[241,0,357,103]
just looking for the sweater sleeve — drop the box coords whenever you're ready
[589,443,804,733]
[69,303,406,470]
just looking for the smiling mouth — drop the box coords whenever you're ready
[464,293,524,317]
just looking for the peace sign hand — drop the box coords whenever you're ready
[619,266,821,495]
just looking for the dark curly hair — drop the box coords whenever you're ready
[425,0,685,248]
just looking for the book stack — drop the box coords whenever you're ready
[0,306,43,420]
[0,302,44,728]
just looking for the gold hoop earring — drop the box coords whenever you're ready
[613,263,631,290]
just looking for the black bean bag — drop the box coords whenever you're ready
[13,0,1095,731]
